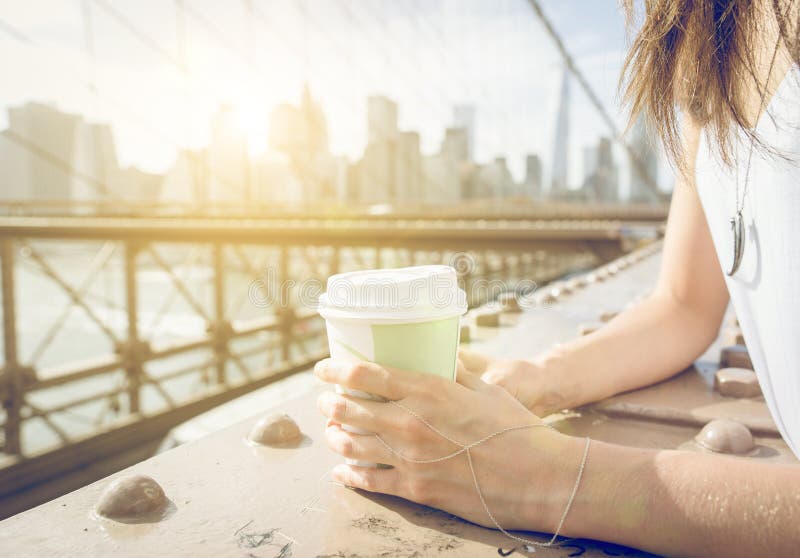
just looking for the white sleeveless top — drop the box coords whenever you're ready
[695,65,800,458]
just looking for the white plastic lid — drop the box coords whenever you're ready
[318,265,467,322]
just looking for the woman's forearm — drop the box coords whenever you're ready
[553,438,800,557]
[529,164,729,412]
[536,292,725,410]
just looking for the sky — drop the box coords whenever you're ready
[0,0,659,192]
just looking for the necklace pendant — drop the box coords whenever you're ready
[727,210,745,276]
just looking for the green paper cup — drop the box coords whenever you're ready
[318,265,467,467]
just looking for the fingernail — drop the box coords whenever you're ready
[331,464,349,482]
[314,359,329,376]
[317,392,331,414]
[317,390,333,405]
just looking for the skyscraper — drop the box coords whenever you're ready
[550,66,570,197]
[360,95,400,204]
[452,105,476,160]
[422,153,460,204]
[395,131,422,203]
[473,156,513,199]
[208,104,250,203]
[2,102,83,200]
[582,137,618,202]
[367,96,399,144]
[628,114,659,203]
[268,84,333,201]
[1,102,161,205]
[72,122,118,203]
[162,149,207,204]
[582,145,598,182]
[441,127,469,164]
[299,83,329,156]
[523,154,542,199]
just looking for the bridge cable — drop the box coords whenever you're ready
[524,0,666,201]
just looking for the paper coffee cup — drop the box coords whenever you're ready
[318,265,467,467]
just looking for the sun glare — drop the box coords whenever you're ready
[232,99,268,157]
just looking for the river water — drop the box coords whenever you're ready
[2,241,290,454]
[0,241,582,455]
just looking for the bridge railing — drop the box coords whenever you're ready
[0,215,640,510]
[0,200,670,222]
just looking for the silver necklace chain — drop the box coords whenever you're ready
[735,133,757,215]
[736,37,784,212]
[374,400,591,549]
[728,39,782,276]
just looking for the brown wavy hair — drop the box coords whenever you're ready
[620,0,799,167]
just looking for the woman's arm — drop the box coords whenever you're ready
[564,438,800,558]
[314,358,800,558]
[477,118,730,413]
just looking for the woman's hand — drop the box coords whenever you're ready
[458,348,570,416]
[314,358,584,533]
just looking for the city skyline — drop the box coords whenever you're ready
[0,82,656,206]
[0,1,663,193]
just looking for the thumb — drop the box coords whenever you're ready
[457,348,489,375]
[455,358,488,391]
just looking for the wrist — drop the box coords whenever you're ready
[519,432,588,533]
[530,344,583,413]
[559,439,656,543]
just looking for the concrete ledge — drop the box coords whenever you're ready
[2,241,794,557]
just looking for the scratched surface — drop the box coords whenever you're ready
[1,244,795,557]
[0,383,659,558]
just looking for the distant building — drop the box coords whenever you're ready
[395,131,422,203]
[1,102,82,200]
[360,140,395,204]
[442,127,469,164]
[72,121,118,203]
[268,84,333,202]
[582,145,598,183]
[472,156,513,200]
[162,149,207,204]
[494,156,515,198]
[74,121,161,202]
[346,159,362,203]
[368,96,399,145]
[522,154,542,199]
[550,66,571,197]
[270,104,303,150]
[452,105,476,160]
[628,115,659,203]
[0,102,161,205]
[582,137,618,202]
[113,166,162,202]
[358,95,399,204]
[253,152,303,204]
[208,105,250,204]
[422,153,459,204]
[0,133,29,200]
[354,95,426,206]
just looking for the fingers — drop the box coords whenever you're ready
[332,463,439,511]
[479,366,505,386]
[455,360,488,391]
[457,348,489,374]
[324,423,397,466]
[317,391,404,432]
[314,359,432,400]
[331,463,401,496]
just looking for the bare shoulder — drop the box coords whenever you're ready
[680,114,702,182]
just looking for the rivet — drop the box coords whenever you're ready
[95,475,167,521]
[248,413,302,446]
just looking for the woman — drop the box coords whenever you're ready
[314,1,800,556]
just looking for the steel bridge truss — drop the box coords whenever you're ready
[0,217,626,508]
